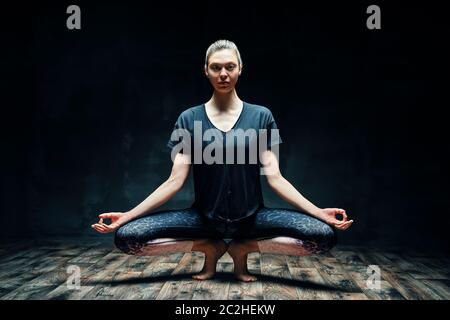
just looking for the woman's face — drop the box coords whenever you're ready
[205,49,242,93]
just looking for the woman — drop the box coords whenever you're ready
[92,40,353,282]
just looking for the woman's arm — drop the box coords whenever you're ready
[261,150,353,231]
[92,152,191,233]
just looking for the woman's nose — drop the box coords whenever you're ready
[220,68,228,77]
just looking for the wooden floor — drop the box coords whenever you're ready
[0,238,448,300]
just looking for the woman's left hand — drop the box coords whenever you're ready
[316,208,353,231]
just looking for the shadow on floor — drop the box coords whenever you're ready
[87,272,360,293]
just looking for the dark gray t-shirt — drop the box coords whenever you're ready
[167,101,283,222]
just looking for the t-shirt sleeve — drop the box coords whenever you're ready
[166,112,191,155]
[266,110,283,148]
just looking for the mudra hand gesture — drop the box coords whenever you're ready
[317,208,353,231]
[91,212,129,234]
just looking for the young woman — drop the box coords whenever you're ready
[92,40,353,282]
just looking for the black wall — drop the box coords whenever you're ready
[2,1,449,251]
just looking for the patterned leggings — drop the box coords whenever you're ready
[114,206,337,257]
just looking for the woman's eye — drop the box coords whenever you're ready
[210,65,236,72]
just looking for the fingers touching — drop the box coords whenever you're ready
[334,219,353,231]
[99,213,111,219]
[328,208,353,230]
[341,209,348,222]
[334,208,348,223]
[91,218,116,234]
[91,223,109,233]
[92,212,121,234]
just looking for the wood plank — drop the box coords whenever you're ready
[262,253,286,268]
[356,249,444,300]
[67,246,113,264]
[188,253,231,300]
[191,279,229,300]
[44,262,99,300]
[80,252,130,280]
[1,284,59,300]
[247,252,261,275]
[46,285,96,300]
[289,267,331,300]
[156,279,198,300]
[313,257,365,300]
[116,283,161,300]
[0,257,40,280]
[402,255,449,280]
[156,253,202,300]
[0,271,41,299]
[343,264,403,300]
[116,255,154,273]
[110,256,179,300]
[0,253,76,299]
[260,254,298,300]
[79,253,135,299]
[421,280,450,300]
[331,250,366,267]
[227,252,263,300]
[15,256,75,286]
[0,248,52,268]
[1,241,446,301]
[411,256,449,273]
[52,245,92,258]
[383,252,448,280]
[113,256,181,300]
[357,248,393,265]
[286,255,317,268]
[90,270,144,299]
[48,252,131,300]
[216,261,234,274]
[228,280,263,300]
[162,252,185,263]
[379,265,440,300]
[219,252,233,263]
[0,240,34,260]
[331,250,403,300]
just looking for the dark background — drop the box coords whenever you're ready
[1,1,449,251]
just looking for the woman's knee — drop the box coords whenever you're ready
[114,227,132,254]
[286,216,338,255]
[114,225,148,255]
[311,224,337,254]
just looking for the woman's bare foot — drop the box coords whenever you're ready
[191,239,228,280]
[227,239,259,282]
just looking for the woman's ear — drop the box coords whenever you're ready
[204,66,209,77]
[239,64,243,76]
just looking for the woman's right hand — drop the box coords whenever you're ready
[91,212,129,234]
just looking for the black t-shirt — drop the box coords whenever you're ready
[167,101,283,222]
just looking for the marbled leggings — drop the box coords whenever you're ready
[114,206,337,257]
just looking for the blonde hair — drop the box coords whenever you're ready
[204,39,243,68]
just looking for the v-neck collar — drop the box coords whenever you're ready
[203,101,246,134]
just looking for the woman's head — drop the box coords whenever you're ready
[204,39,243,93]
